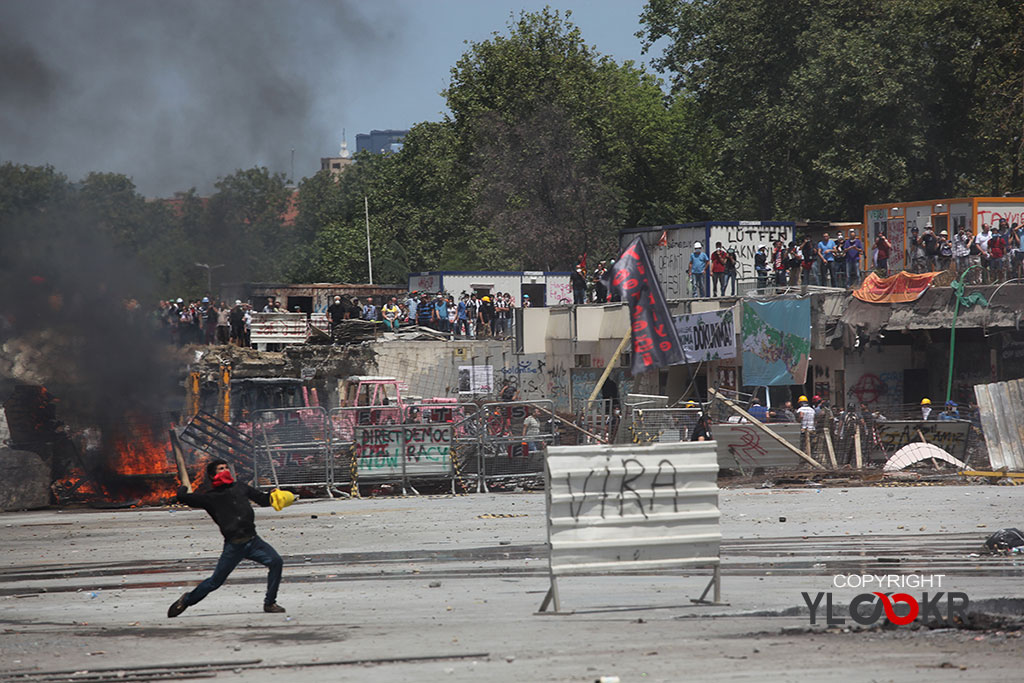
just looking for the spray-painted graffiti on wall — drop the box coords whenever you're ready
[547,282,573,306]
[496,355,548,398]
[570,368,634,412]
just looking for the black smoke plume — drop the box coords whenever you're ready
[0,0,394,197]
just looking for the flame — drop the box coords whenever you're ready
[54,417,180,506]
[112,420,171,476]
[109,419,178,505]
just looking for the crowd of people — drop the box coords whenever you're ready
[158,298,253,347]
[156,289,538,347]
[900,219,1023,283]
[328,290,529,340]
[683,219,1024,296]
[747,229,867,291]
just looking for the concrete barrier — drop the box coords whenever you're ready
[539,441,721,612]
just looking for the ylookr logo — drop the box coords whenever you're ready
[802,575,969,626]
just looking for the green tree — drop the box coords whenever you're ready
[0,162,68,219]
[204,167,293,283]
[471,104,620,269]
[444,8,698,266]
[640,0,1024,219]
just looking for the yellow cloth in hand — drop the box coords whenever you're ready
[270,489,295,511]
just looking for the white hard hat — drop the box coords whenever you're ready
[693,242,703,249]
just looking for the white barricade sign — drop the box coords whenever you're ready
[540,441,721,613]
[403,424,453,476]
[354,424,453,479]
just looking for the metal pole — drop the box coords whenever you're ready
[945,265,978,404]
[364,196,373,284]
[195,263,224,297]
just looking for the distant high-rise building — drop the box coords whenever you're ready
[356,129,409,155]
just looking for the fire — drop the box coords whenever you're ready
[113,420,171,477]
[53,417,181,506]
[108,418,179,505]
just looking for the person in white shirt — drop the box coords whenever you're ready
[797,397,816,432]
[796,396,816,458]
[975,224,993,258]
[522,408,543,453]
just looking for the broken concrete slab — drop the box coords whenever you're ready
[0,447,50,510]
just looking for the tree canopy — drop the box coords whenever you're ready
[639,0,1024,219]
[3,3,1022,298]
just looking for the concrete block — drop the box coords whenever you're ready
[0,448,50,510]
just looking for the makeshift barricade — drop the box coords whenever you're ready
[330,403,470,494]
[251,407,331,493]
[539,440,721,613]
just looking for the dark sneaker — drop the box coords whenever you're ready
[167,593,189,618]
[263,602,286,613]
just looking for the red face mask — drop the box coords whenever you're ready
[212,469,234,487]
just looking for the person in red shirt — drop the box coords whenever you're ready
[710,242,729,296]
[875,232,892,275]
[988,229,1008,283]
[772,240,787,286]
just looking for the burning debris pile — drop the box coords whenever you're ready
[2,383,182,507]
[1,199,186,509]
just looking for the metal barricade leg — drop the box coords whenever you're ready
[693,564,722,605]
[537,576,561,613]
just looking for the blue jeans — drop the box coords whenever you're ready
[845,260,860,287]
[819,261,837,286]
[723,271,736,295]
[691,272,706,297]
[185,535,282,607]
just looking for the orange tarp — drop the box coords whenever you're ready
[852,271,943,304]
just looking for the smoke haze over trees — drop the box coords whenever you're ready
[2,3,1022,296]
[0,0,395,197]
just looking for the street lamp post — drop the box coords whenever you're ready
[195,262,225,296]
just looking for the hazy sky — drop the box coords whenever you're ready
[0,0,653,197]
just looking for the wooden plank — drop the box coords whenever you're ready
[586,330,631,404]
[168,430,191,489]
[708,387,825,469]
[823,425,838,469]
[854,425,863,469]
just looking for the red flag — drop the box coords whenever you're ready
[577,253,587,277]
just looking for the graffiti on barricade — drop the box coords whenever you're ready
[355,424,453,476]
[874,421,971,458]
[563,458,685,522]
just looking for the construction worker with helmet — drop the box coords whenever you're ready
[687,241,710,297]
[921,398,933,420]
[796,396,815,436]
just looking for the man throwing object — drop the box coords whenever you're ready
[168,459,288,617]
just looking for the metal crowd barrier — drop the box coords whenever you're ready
[576,398,616,443]
[329,403,474,494]
[251,406,331,493]
[471,400,555,492]
[629,407,703,443]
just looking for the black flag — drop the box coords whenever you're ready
[613,237,685,375]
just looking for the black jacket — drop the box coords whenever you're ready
[177,483,271,543]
